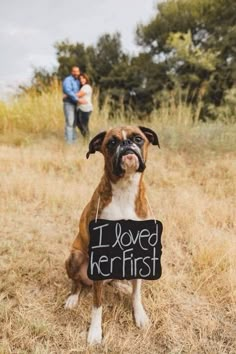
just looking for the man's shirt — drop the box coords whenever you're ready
[62,75,80,104]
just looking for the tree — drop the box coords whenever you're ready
[89,32,123,84]
[136,0,236,117]
[54,40,88,79]
[27,0,236,121]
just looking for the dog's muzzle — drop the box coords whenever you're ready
[113,139,146,176]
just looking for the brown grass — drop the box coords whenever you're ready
[0,118,236,353]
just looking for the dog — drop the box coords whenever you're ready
[65,125,160,345]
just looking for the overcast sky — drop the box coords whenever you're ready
[0,0,158,98]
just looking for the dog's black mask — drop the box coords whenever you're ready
[111,138,146,177]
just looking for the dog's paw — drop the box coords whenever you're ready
[134,305,150,328]
[87,325,102,345]
[64,294,79,309]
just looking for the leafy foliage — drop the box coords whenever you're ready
[26,0,236,121]
[137,0,236,118]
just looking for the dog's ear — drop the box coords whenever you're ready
[138,126,160,148]
[86,131,106,159]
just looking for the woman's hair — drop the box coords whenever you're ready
[80,73,90,85]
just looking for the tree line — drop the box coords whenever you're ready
[29,0,236,121]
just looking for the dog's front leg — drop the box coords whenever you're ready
[132,279,150,328]
[87,280,103,345]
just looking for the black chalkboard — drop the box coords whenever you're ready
[87,219,163,280]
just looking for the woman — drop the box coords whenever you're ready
[76,73,93,138]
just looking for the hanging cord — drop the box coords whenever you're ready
[95,195,101,223]
[146,195,157,224]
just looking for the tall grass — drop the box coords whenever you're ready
[0,80,199,140]
[0,81,63,136]
[2,80,235,153]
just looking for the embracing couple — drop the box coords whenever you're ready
[62,66,93,143]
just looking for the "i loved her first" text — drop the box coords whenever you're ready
[88,219,163,280]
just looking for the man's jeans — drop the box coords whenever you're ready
[63,102,77,143]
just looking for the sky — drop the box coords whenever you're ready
[0,0,158,98]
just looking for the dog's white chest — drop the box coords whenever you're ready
[100,174,142,221]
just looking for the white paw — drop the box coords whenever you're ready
[64,294,79,309]
[87,325,102,345]
[134,305,150,328]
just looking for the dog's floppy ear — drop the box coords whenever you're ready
[138,126,160,148]
[86,131,106,159]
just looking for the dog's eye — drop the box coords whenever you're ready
[133,135,143,144]
[107,137,118,149]
[109,139,116,145]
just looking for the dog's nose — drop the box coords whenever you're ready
[121,139,132,146]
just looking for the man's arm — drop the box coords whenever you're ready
[77,90,86,97]
[77,90,87,104]
[76,85,91,98]
[63,77,78,103]
[78,98,87,104]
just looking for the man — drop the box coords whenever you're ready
[62,66,81,143]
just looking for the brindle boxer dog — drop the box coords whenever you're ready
[65,125,160,345]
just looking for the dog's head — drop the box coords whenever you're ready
[86,126,160,180]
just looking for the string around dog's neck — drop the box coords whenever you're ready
[95,194,156,223]
[95,195,101,223]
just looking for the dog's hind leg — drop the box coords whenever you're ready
[65,280,82,309]
[64,250,85,310]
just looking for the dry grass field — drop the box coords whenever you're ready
[0,88,236,353]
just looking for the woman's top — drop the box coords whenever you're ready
[78,84,93,112]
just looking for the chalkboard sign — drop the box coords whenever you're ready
[88,219,163,280]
